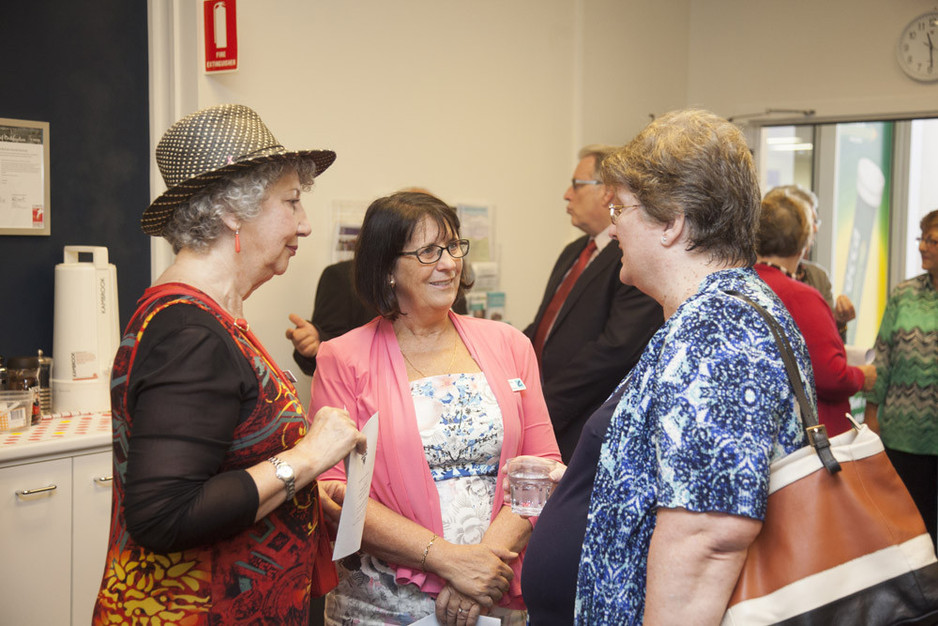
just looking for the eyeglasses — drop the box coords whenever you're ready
[609,203,641,224]
[400,239,470,264]
[571,179,602,191]
[916,236,938,248]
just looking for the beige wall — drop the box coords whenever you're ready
[150,0,937,405]
[154,0,582,403]
[581,0,690,143]
[685,0,938,120]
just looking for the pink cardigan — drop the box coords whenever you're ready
[310,311,561,608]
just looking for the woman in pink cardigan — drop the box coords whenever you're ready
[311,192,561,625]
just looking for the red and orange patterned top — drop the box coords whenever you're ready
[93,283,336,625]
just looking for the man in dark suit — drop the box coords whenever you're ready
[287,259,376,376]
[524,145,663,461]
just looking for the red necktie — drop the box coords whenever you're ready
[533,239,597,359]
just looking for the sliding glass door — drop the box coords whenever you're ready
[756,116,938,349]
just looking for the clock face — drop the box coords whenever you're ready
[897,11,938,82]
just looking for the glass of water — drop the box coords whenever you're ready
[507,457,555,516]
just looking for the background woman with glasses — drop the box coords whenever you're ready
[310,191,560,625]
[865,209,938,549]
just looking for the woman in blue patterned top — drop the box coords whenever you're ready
[570,110,811,624]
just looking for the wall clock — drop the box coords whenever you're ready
[897,11,938,82]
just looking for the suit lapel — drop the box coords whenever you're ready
[533,236,590,328]
[549,240,618,330]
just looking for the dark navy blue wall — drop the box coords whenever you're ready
[0,1,150,360]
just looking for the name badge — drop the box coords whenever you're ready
[508,378,526,392]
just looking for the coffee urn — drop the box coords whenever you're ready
[51,246,119,413]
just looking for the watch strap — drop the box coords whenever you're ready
[267,456,296,500]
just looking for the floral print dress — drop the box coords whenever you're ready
[326,372,520,625]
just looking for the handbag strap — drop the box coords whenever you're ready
[724,290,842,474]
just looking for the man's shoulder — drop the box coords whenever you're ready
[559,234,591,255]
[321,259,354,280]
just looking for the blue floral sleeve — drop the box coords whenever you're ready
[574,268,811,625]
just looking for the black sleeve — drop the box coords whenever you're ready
[292,345,318,377]
[123,305,260,552]
[293,260,377,376]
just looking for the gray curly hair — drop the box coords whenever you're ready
[163,157,318,253]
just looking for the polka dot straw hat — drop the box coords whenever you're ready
[141,103,336,236]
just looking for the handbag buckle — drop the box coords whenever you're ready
[805,423,829,446]
[805,424,842,474]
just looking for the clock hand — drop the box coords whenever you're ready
[929,32,935,69]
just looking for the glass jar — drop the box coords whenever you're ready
[36,350,52,415]
[7,356,41,425]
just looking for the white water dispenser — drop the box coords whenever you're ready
[51,246,120,413]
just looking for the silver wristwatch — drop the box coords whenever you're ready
[267,456,296,500]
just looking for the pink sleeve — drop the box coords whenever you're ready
[310,341,355,483]
[514,331,562,461]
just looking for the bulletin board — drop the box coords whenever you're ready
[0,117,50,236]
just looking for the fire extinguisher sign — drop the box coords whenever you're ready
[204,0,238,73]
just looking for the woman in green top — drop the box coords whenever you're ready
[866,209,938,548]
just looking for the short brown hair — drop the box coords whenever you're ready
[600,109,760,266]
[920,209,938,233]
[756,191,812,257]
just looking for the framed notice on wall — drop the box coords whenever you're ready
[0,117,50,236]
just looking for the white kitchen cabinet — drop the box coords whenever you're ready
[72,450,113,624]
[0,456,73,625]
[0,414,112,625]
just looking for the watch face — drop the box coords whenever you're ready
[276,463,294,480]
[897,12,938,82]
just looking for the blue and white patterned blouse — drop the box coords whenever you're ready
[575,268,812,624]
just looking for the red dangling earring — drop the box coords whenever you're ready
[235,229,241,253]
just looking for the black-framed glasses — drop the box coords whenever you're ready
[571,179,602,190]
[609,203,641,224]
[916,236,938,248]
[400,239,470,264]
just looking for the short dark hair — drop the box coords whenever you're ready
[601,109,761,266]
[756,191,812,257]
[354,192,472,320]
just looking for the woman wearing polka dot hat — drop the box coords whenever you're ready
[94,104,366,624]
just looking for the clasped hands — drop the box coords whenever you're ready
[318,482,517,626]
[431,543,515,625]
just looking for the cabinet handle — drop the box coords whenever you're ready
[15,484,58,497]
[94,475,114,485]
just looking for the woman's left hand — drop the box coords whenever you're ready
[436,583,484,626]
[318,480,346,535]
[499,456,567,509]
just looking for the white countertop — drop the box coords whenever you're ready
[0,412,111,464]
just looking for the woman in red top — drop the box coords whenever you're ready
[753,188,876,436]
